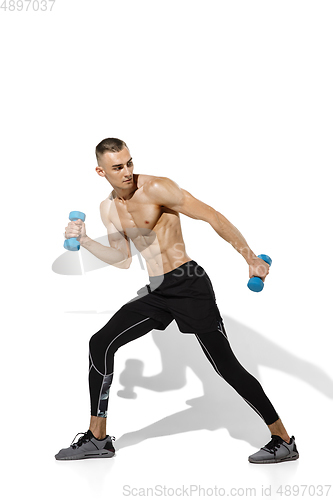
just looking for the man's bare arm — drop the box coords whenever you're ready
[80,233,132,269]
[146,177,269,279]
[66,200,132,269]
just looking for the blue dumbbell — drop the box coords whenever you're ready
[64,211,86,251]
[247,254,272,292]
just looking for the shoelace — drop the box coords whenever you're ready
[262,435,283,455]
[70,432,91,449]
[70,432,116,449]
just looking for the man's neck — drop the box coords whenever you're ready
[111,173,139,202]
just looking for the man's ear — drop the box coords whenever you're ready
[96,165,106,177]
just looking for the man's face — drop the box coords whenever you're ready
[96,147,134,188]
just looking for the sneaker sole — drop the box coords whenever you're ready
[55,450,115,461]
[248,452,299,464]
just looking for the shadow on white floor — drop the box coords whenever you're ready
[66,310,333,451]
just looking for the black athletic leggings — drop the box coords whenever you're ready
[89,307,279,425]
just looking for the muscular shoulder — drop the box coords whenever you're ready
[142,176,215,222]
[143,175,176,189]
[136,174,181,206]
[144,176,184,207]
[137,173,158,188]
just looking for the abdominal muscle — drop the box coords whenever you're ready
[131,223,192,276]
[145,239,192,277]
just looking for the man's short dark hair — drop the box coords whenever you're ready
[95,138,129,163]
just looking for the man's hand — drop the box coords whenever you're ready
[249,256,270,282]
[65,219,87,241]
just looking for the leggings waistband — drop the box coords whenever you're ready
[148,260,198,287]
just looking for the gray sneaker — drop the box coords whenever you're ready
[248,435,299,464]
[55,430,116,461]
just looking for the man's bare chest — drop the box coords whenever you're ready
[109,195,163,236]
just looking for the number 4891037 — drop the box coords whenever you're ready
[0,0,56,11]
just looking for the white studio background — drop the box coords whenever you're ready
[1,1,332,499]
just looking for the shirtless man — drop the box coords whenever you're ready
[55,138,299,464]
